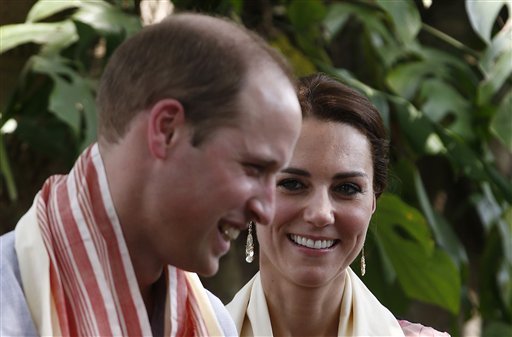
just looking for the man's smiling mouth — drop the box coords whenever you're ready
[220,223,241,241]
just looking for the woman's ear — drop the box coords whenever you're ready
[147,98,186,159]
[371,194,377,214]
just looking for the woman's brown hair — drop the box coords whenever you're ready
[298,73,389,197]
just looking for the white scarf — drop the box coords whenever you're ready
[227,269,405,336]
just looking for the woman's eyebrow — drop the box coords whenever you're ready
[282,168,369,179]
[333,171,369,180]
[281,167,310,177]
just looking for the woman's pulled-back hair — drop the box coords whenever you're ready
[298,73,389,198]
[97,13,294,145]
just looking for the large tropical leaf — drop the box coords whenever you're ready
[478,49,512,105]
[72,1,141,37]
[372,194,461,313]
[490,91,512,151]
[413,169,468,266]
[31,55,96,148]
[418,78,473,140]
[466,0,511,43]
[376,0,421,44]
[0,21,77,54]
[27,0,82,22]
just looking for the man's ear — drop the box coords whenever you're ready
[147,98,186,159]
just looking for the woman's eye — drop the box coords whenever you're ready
[277,178,305,191]
[334,183,361,196]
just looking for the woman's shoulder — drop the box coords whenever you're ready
[398,319,451,337]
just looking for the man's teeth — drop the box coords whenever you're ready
[220,224,240,241]
[290,234,335,249]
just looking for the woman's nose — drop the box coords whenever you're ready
[303,190,334,227]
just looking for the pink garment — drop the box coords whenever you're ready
[398,320,451,337]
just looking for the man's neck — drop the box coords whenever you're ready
[147,273,167,337]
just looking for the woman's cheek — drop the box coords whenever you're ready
[273,197,301,224]
[336,205,372,236]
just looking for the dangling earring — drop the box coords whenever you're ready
[245,221,254,263]
[360,246,366,276]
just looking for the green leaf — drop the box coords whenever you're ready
[483,321,512,337]
[485,163,512,203]
[369,227,397,283]
[466,0,511,43]
[477,186,512,264]
[72,1,141,37]
[361,232,409,314]
[491,91,512,151]
[78,83,97,150]
[49,77,90,136]
[287,1,330,63]
[321,66,391,131]
[430,126,512,203]
[418,78,473,140]
[31,55,96,144]
[72,20,101,70]
[435,128,488,180]
[288,0,326,32]
[475,186,505,233]
[377,0,421,43]
[27,0,82,22]
[372,194,461,313]
[387,62,435,100]
[0,133,17,201]
[228,0,243,16]
[367,92,390,133]
[480,227,512,329]
[478,49,512,105]
[391,97,437,155]
[417,46,479,96]
[497,215,512,267]
[0,21,77,54]
[414,169,468,265]
[323,3,351,41]
[481,17,512,73]
[374,194,435,255]
[270,34,317,77]
[327,2,390,39]
[418,79,468,122]
[324,2,402,67]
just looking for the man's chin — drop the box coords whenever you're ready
[196,259,220,277]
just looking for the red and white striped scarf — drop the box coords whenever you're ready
[15,144,223,336]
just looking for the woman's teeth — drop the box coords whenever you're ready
[220,224,240,241]
[289,234,335,249]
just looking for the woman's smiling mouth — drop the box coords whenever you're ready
[288,234,338,249]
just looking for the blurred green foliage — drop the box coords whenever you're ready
[1,0,511,335]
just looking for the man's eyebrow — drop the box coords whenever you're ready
[260,158,280,169]
[247,158,280,171]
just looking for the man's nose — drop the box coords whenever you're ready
[247,181,276,226]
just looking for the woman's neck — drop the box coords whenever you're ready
[260,270,346,337]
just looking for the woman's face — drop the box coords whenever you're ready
[257,118,376,288]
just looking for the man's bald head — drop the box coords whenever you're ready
[97,13,295,145]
